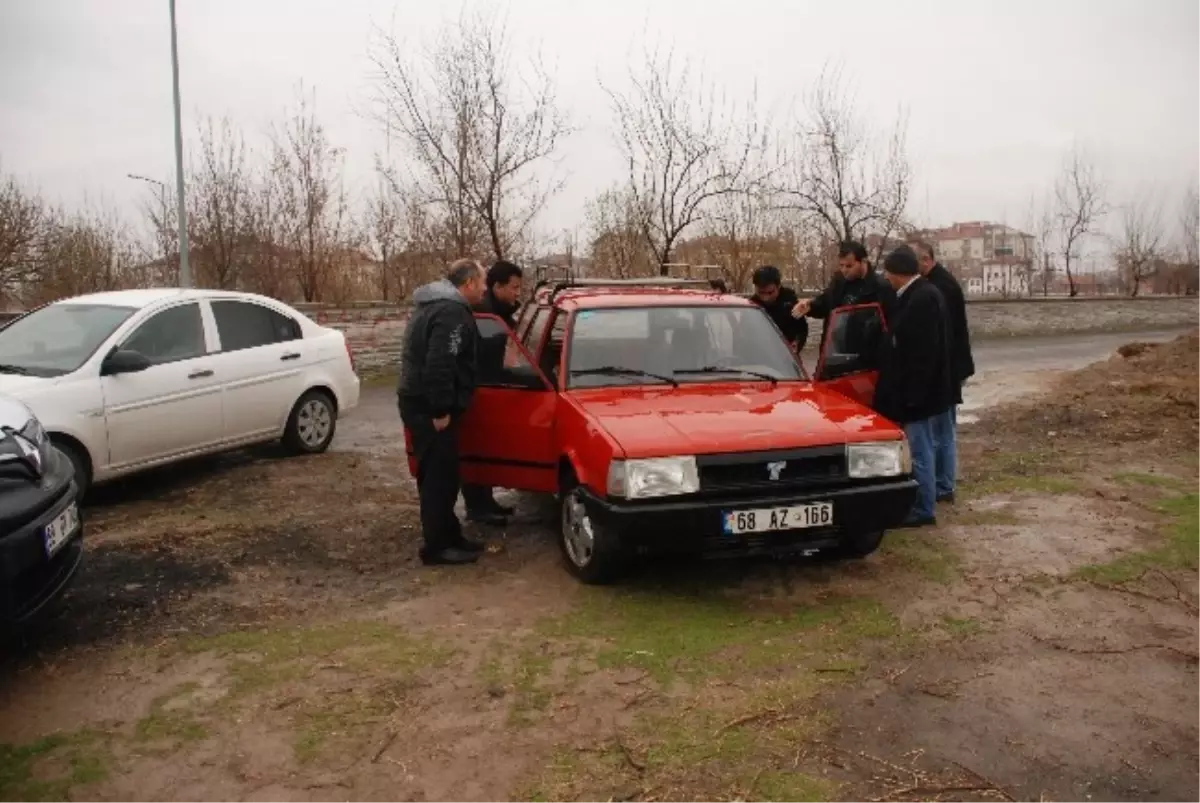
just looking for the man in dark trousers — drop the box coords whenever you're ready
[750,265,807,354]
[398,259,487,565]
[462,259,524,524]
[791,240,896,348]
[911,240,975,505]
[872,245,954,528]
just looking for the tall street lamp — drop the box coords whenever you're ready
[168,0,191,288]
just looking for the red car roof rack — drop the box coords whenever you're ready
[546,277,724,303]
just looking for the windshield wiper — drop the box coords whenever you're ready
[0,364,31,375]
[570,366,679,387]
[675,365,780,385]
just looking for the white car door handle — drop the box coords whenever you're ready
[188,369,214,379]
[280,352,301,361]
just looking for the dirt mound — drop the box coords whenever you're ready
[978,332,1198,448]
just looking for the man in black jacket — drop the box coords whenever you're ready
[462,260,524,524]
[791,240,896,349]
[750,266,807,354]
[912,241,974,504]
[398,259,487,565]
[873,245,954,528]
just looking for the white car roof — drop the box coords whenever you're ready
[56,288,294,311]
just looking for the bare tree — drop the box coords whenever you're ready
[584,185,655,278]
[270,89,354,302]
[1114,193,1165,297]
[188,117,252,289]
[1054,145,1107,297]
[604,48,768,274]
[781,65,911,264]
[365,160,407,301]
[682,190,800,293]
[370,8,569,261]
[1180,181,1200,294]
[1024,194,1057,297]
[36,201,141,304]
[0,168,45,306]
[133,176,179,286]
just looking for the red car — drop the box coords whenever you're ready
[408,278,916,583]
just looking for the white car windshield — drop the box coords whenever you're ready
[567,306,805,388]
[0,303,137,377]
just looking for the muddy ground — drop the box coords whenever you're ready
[1,335,1197,802]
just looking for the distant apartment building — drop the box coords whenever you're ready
[910,221,1035,297]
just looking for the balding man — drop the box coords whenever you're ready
[399,259,488,566]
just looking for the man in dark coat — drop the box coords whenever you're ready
[872,245,955,528]
[750,265,807,354]
[462,260,524,524]
[912,240,975,505]
[398,259,487,565]
[791,240,896,350]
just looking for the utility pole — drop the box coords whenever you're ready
[169,0,191,287]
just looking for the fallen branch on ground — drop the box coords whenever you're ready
[1021,631,1199,663]
[715,707,795,735]
[616,735,646,773]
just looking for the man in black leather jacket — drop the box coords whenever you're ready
[398,259,487,565]
[462,259,524,524]
[791,240,896,351]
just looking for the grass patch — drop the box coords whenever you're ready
[964,474,1081,496]
[939,615,986,639]
[0,732,109,802]
[1113,472,1194,492]
[544,587,902,683]
[180,621,453,700]
[524,677,835,801]
[946,507,1022,526]
[509,646,556,726]
[884,531,961,583]
[131,683,209,752]
[754,770,838,802]
[1074,493,1199,584]
[963,449,1083,498]
[177,621,453,764]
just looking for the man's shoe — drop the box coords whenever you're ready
[454,537,486,553]
[421,547,480,566]
[895,516,937,530]
[466,510,508,527]
[937,492,955,504]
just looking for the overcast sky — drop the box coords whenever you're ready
[1,0,1196,255]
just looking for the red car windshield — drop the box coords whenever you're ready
[566,305,805,389]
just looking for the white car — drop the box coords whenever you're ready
[0,288,361,492]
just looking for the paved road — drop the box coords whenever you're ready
[338,328,1192,449]
[959,328,1188,420]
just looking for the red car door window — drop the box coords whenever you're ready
[814,303,887,407]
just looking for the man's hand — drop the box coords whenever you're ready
[433,415,451,432]
[791,299,811,318]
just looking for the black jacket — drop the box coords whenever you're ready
[398,279,478,418]
[872,277,955,425]
[751,286,808,349]
[808,266,897,318]
[925,263,975,393]
[474,288,519,329]
[806,266,897,346]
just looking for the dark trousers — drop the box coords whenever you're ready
[401,407,462,556]
[462,483,496,513]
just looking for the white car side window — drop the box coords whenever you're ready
[122,303,206,365]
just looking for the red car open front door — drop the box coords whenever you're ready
[458,314,558,493]
[813,302,888,408]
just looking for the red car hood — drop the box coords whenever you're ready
[570,382,901,458]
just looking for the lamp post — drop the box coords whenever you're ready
[168,0,191,288]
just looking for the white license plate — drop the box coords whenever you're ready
[722,503,834,535]
[43,503,80,557]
